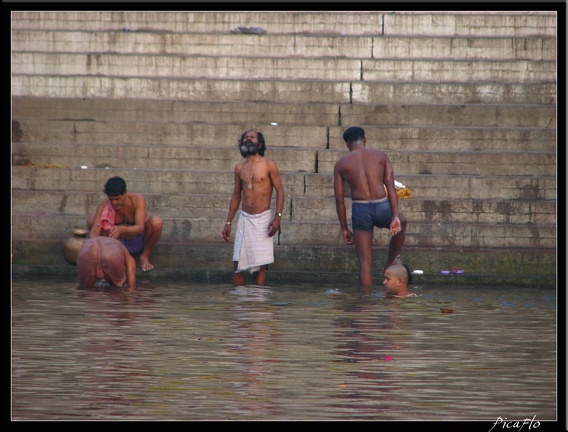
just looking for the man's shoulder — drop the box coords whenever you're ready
[364,147,388,157]
[334,151,355,166]
[130,192,147,204]
[234,159,246,170]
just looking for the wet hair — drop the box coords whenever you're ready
[239,130,266,157]
[343,126,366,145]
[104,176,127,197]
[387,263,413,286]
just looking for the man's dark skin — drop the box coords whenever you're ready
[334,126,408,288]
[222,130,285,286]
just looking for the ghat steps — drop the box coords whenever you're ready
[11,11,557,287]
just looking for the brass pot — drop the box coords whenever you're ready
[63,229,89,265]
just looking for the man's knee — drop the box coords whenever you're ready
[399,213,408,228]
[146,216,163,233]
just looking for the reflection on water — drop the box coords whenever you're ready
[11,278,557,421]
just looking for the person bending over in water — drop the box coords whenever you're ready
[87,176,163,271]
[77,236,136,289]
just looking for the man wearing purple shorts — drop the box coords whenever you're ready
[87,176,163,271]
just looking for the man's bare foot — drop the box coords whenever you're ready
[140,256,154,272]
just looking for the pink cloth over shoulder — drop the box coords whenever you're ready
[97,199,115,232]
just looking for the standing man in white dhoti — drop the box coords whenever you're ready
[222,130,285,286]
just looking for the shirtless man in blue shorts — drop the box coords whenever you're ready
[333,126,408,289]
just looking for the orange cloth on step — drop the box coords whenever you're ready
[384,181,413,199]
[396,186,413,199]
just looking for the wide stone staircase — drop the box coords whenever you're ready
[11,11,557,287]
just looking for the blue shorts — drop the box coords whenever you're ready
[122,235,144,255]
[352,199,393,231]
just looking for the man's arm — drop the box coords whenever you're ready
[384,159,399,217]
[222,167,243,242]
[334,164,353,245]
[267,160,285,237]
[89,201,105,237]
[121,243,137,288]
[130,194,147,236]
[384,159,401,234]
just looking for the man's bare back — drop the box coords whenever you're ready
[77,236,136,288]
[334,147,391,201]
[333,126,407,289]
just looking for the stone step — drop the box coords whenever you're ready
[288,196,556,225]
[15,233,558,276]
[10,78,558,105]
[12,167,557,200]
[11,242,557,289]
[327,125,556,152]
[12,126,556,162]
[12,212,557,249]
[318,149,556,176]
[12,248,556,289]
[11,11,557,37]
[338,104,556,129]
[12,97,556,151]
[12,189,556,225]
[17,232,559,282]
[12,142,556,177]
[12,124,557,154]
[11,102,556,131]
[12,143,317,173]
[13,30,557,61]
[12,52,556,84]
[11,101,340,127]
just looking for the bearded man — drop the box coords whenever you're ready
[221,130,285,286]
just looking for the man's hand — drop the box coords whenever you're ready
[390,217,401,236]
[222,224,232,242]
[107,225,123,240]
[268,218,280,237]
[342,229,353,245]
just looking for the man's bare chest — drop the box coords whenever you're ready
[114,207,135,225]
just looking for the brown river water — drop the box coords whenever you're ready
[11,276,558,424]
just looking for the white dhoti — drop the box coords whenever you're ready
[232,209,274,274]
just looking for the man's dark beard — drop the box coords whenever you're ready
[239,142,259,157]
